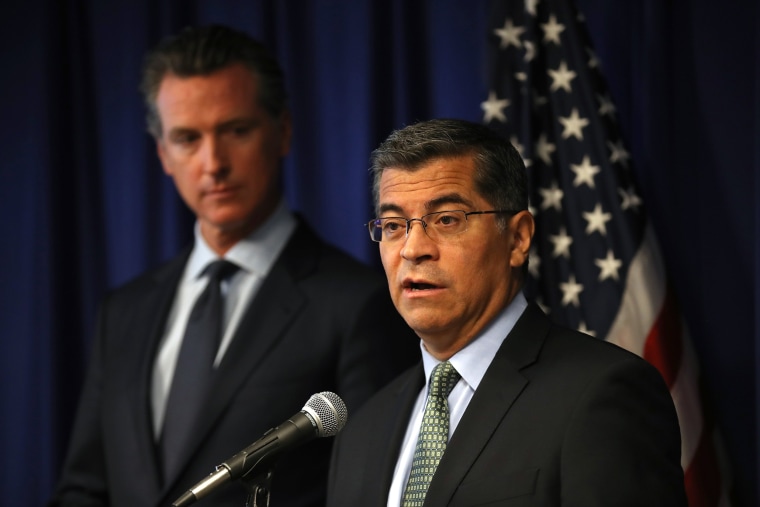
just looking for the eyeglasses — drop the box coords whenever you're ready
[366,209,520,243]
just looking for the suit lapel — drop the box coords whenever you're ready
[357,365,425,505]
[126,249,190,498]
[380,367,426,500]
[424,303,551,506]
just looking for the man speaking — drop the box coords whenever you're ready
[327,119,687,506]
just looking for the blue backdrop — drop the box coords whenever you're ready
[1,1,756,506]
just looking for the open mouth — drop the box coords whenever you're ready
[407,281,438,291]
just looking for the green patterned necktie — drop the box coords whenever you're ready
[402,360,461,506]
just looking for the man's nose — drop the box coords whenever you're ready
[201,137,228,175]
[400,219,437,262]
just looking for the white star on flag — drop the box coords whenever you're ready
[594,250,622,281]
[608,139,631,167]
[541,14,565,45]
[619,187,642,211]
[582,203,612,235]
[525,0,539,17]
[539,182,563,211]
[535,133,556,164]
[528,246,541,278]
[548,61,576,92]
[524,40,537,62]
[559,274,583,306]
[598,93,617,118]
[559,108,589,140]
[549,227,573,258]
[480,91,509,123]
[570,156,600,188]
[494,18,525,49]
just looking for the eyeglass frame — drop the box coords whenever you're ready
[365,209,521,243]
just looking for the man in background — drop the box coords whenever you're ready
[327,118,686,506]
[50,25,416,507]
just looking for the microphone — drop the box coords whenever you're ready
[172,391,347,507]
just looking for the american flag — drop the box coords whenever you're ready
[481,1,729,505]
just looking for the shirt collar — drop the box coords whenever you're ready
[420,291,528,392]
[185,200,296,281]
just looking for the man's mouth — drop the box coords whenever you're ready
[404,281,439,291]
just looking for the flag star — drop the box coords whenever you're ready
[577,321,596,337]
[494,18,525,49]
[619,186,643,211]
[559,108,589,140]
[528,246,541,278]
[539,182,563,211]
[525,0,539,16]
[515,71,527,81]
[524,40,537,62]
[595,249,623,281]
[570,155,600,188]
[583,203,612,235]
[541,14,565,45]
[549,227,573,258]
[560,274,583,306]
[481,91,510,123]
[587,48,599,68]
[535,133,556,164]
[548,61,577,92]
[598,93,617,117]
[608,140,631,167]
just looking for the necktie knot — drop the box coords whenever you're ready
[203,259,239,283]
[428,360,461,400]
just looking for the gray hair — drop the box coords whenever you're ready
[370,118,529,229]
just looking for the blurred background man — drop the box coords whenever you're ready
[49,25,417,507]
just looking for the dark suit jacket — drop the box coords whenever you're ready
[327,303,687,506]
[50,220,418,507]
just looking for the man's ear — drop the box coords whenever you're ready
[509,210,535,269]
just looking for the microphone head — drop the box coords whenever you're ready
[302,391,348,437]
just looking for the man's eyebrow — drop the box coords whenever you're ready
[377,194,475,217]
[378,203,404,216]
[217,117,258,130]
[426,194,474,210]
[167,126,197,136]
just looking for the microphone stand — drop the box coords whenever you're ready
[240,468,273,507]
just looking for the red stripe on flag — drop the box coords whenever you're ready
[642,283,683,388]
[683,425,722,507]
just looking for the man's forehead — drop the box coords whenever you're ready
[379,159,475,193]
[378,164,481,214]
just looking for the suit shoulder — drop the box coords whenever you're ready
[287,221,387,287]
[518,304,663,381]
[101,248,189,304]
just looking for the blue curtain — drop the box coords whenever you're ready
[1,1,756,506]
